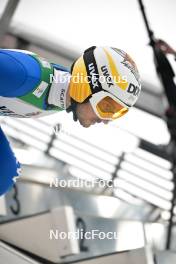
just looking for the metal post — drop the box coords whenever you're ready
[166,163,176,249]
[102,152,125,194]
[0,0,20,44]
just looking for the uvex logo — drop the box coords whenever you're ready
[88,63,99,89]
[127,83,140,96]
[101,65,114,87]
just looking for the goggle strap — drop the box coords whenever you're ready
[83,47,103,94]
[66,98,78,121]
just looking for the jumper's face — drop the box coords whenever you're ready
[76,101,109,128]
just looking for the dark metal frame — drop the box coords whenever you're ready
[0,0,20,44]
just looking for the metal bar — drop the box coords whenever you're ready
[139,139,173,162]
[9,28,79,61]
[166,165,176,249]
[45,129,57,155]
[100,152,125,194]
[138,0,155,45]
[0,0,20,44]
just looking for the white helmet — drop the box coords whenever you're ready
[69,46,141,120]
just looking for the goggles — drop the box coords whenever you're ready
[89,91,129,120]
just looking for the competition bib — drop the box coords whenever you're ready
[0,96,55,118]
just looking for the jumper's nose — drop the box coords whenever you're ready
[102,120,109,124]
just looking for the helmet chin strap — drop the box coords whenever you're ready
[66,98,78,122]
[66,97,92,122]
